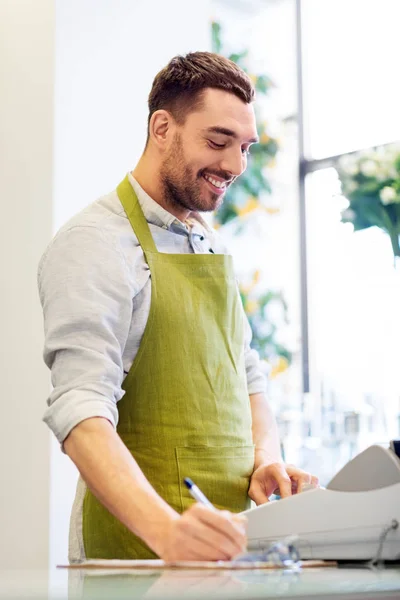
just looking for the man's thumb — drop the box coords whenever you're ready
[249,483,270,506]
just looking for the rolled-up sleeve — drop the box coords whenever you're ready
[38,226,133,443]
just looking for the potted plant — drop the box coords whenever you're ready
[337,143,400,266]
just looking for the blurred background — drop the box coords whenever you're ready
[1,0,399,576]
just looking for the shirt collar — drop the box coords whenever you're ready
[127,173,213,236]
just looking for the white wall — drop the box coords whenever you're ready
[0,0,54,570]
[52,0,212,569]
[54,0,212,229]
[0,0,210,572]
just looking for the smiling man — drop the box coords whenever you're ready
[38,52,317,564]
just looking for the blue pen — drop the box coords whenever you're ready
[184,477,216,511]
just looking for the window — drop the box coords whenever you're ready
[301,0,400,159]
[300,0,400,481]
[214,0,400,483]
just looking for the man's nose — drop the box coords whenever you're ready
[219,148,246,178]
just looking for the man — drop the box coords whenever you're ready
[39,52,317,563]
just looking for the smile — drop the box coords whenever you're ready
[202,174,227,193]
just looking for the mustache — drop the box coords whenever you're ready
[199,169,234,184]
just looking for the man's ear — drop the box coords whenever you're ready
[149,109,173,150]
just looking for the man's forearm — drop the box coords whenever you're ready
[63,417,178,556]
[249,392,283,469]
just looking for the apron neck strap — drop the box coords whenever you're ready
[117,176,158,254]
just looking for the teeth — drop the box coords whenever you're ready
[204,174,225,189]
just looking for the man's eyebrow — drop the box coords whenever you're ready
[205,126,259,144]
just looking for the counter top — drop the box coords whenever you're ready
[1,565,400,600]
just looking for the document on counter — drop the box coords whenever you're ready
[59,559,337,570]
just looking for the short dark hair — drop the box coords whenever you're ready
[146,51,255,141]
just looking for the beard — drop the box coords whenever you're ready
[159,133,228,214]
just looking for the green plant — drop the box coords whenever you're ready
[337,143,400,262]
[239,271,293,368]
[211,22,279,227]
[211,22,293,373]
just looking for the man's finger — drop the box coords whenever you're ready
[272,465,292,498]
[192,505,247,549]
[249,482,270,505]
[232,513,248,523]
[294,472,312,493]
[187,515,246,559]
[232,514,248,531]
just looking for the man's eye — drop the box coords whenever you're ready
[208,140,225,149]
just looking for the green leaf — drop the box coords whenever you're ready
[214,202,238,226]
[228,51,248,66]
[210,20,292,365]
[211,22,222,53]
[255,74,273,94]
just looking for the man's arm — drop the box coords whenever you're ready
[249,392,319,504]
[64,417,178,557]
[250,391,283,470]
[64,417,247,561]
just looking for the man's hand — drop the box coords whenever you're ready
[159,504,248,561]
[65,418,248,561]
[249,462,319,505]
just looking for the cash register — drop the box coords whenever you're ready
[244,442,400,561]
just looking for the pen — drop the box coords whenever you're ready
[184,477,216,511]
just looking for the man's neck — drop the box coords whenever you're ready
[132,156,191,222]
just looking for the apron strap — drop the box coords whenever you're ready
[117,176,158,254]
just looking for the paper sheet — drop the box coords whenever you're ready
[59,559,337,570]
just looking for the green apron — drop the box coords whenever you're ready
[82,176,254,559]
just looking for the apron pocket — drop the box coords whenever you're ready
[175,445,255,513]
